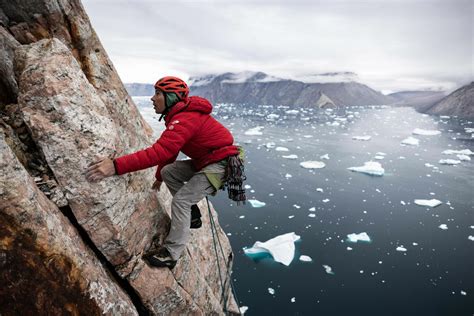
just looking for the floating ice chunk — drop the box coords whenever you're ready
[400,201,406,205]
[322,199,330,203]
[282,154,298,160]
[290,297,296,303]
[243,232,301,266]
[300,161,326,169]
[401,136,419,146]
[248,199,266,208]
[308,214,316,218]
[316,188,324,192]
[347,161,384,176]
[320,154,330,160]
[412,128,441,136]
[268,288,275,295]
[460,291,467,296]
[309,207,316,211]
[346,247,353,251]
[265,142,276,148]
[299,255,313,262]
[352,135,371,141]
[285,173,292,178]
[288,215,295,219]
[414,199,442,208]
[266,114,280,120]
[239,215,245,219]
[439,159,461,165]
[303,135,313,138]
[468,236,474,241]
[376,152,387,156]
[442,149,474,155]
[438,224,448,230]
[322,265,335,275]
[425,163,435,168]
[396,246,407,252]
[440,116,450,119]
[245,126,264,136]
[286,110,299,115]
[457,154,471,161]
[346,232,372,243]
[239,306,249,314]
[276,147,289,152]
[374,155,385,160]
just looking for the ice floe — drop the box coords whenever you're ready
[268,288,275,295]
[457,154,471,161]
[322,265,335,275]
[245,126,264,136]
[243,232,301,266]
[439,159,461,165]
[412,128,441,136]
[299,255,313,262]
[320,154,330,160]
[352,135,371,141]
[396,246,407,252]
[346,232,372,243]
[239,306,249,314]
[468,236,474,241]
[442,149,474,155]
[347,161,384,176]
[248,199,266,208]
[439,224,448,230]
[282,154,298,159]
[300,161,326,169]
[275,147,289,151]
[414,199,442,208]
[401,136,419,146]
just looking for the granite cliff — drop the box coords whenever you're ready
[0,1,238,315]
[421,82,474,118]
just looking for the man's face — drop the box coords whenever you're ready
[151,89,165,114]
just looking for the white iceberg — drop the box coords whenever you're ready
[457,154,471,161]
[352,135,371,141]
[414,199,442,208]
[248,199,266,208]
[282,154,298,159]
[300,161,326,169]
[347,232,372,243]
[442,149,474,155]
[347,161,384,176]
[239,306,249,314]
[322,265,335,275]
[299,255,313,262]
[468,236,474,241]
[401,136,419,146]
[320,154,330,160]
[396,246,407,252]
[374,155,385,160]
[412,128,441,136]
[265,142,276,148]
[275,147,289,152]
[439,159,461,165]
[243,232,301,266]
[286,110,299,115]
[245,126,264,136]
[439,224,448,230]
[268,288,275,295]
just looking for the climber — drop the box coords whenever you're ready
[85,76,246,269]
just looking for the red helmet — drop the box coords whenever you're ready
[154,76,189,100]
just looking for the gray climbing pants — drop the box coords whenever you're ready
[161,159,226,260]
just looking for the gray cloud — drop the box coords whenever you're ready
[83,0,473,93]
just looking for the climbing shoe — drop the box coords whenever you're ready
[190,204,202,229]
[144,247,177,269]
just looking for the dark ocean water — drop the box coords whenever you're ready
[134,97,474,316]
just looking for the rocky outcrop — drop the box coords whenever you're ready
[387,90,446,111]
[421,82,474,118]
[0,1,238,315]
[189,71,395,107]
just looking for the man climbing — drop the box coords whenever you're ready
[85,76,245,269]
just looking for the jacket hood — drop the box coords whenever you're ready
[165,96,212,123]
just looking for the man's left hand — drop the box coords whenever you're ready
[86,157,116,182]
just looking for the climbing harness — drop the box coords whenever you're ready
[206,197,241,315]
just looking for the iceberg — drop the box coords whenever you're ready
[268,288,275,295]
[239,306,249,314]
[275,147,289,151]
[299,255,313,262]
[439,224,448,230]
[439,159,461,165]
[282,154,298,159]
[320,154,330,160]
[442,149,474,155]
[322,265,335,275]
[347,161,384,176]
[414,199,442,208]
[244,126,264,136]
[457,154,471,161]
[346,232,372,243]
[412,128,441,136]
[248,199,266,208]
[352,135,371,141]
[396,246,407,252]
[243,232,301,266]
[265,142,276,148]
[300,161,326,169]
[401,136,419,146]
[468,236,474,241]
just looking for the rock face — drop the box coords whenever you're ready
[0,1,238,315]
[421,82,474,118]
[387,90,446,111]
[189,71,395,107]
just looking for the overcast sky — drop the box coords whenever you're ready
[82,0,473,94]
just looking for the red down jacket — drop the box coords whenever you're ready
[114,96,239,181]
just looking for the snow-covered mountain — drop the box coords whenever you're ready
[189,71,395,107]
